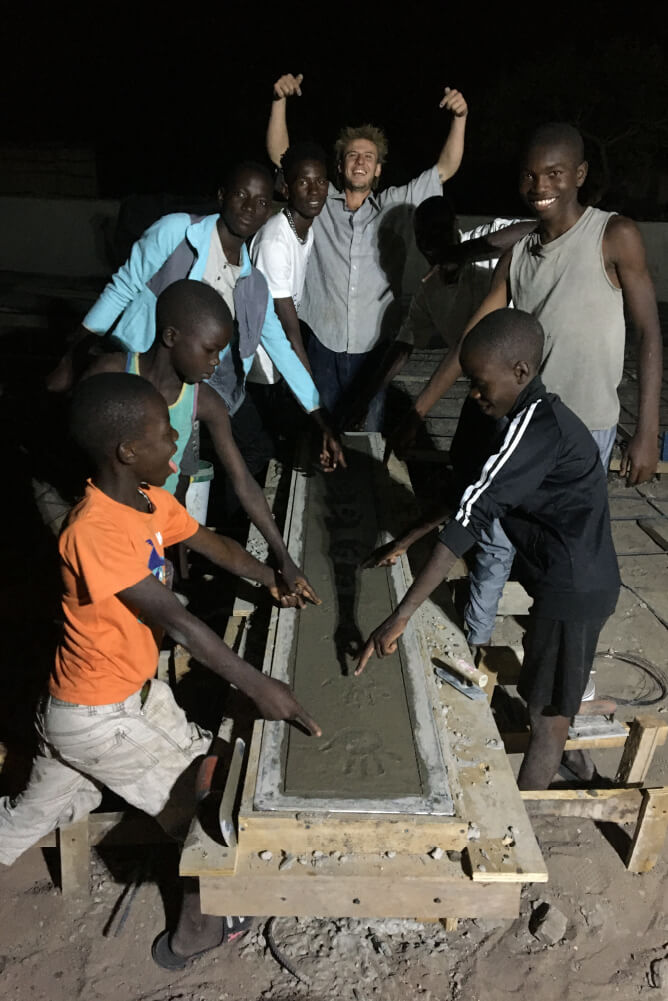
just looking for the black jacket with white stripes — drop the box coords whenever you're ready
[439,376,620,620]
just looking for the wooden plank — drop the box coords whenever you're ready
[503,728,630,754]
[423,417,460,438]
[616,715,668,785]
[466,841,547,882]
[609,457,668,474]
[199,872,521,919]
[402,447,451,463]
[611,521,663,555]
[496,581,533,616]
[436,652,548,884]
[627,787,668,873]
[36,810,171,851]
[619,587,668,625]
[222,614,246,650]
[180,829,237,878]
[522,788,643,824]
[58,817,89,895]
[609,497,663,520]
[638,518,668,552]
[237,811,468,856]
[180,744,243,878]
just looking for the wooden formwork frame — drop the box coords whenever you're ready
[180,445,549,920]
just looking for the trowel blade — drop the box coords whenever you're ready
[218,737,246,847]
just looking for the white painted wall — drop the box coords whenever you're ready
[0,199,665,302]
[0,196,120,277]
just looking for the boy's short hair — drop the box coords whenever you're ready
[523,122,585,164]
[156,279,232,335]
[220,159,274,191]
[334,124,388,166]
[462,309,545,372]
[71,373,160,465]
[281,141,328,183]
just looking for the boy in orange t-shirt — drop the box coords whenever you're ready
[0,372,320,968]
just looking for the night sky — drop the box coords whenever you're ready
[4,3,667,215]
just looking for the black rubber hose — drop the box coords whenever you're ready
[594,650,668,706]
[264,916,312,986]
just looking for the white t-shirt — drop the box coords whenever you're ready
[201,226,241,316]
[248,211,314,384]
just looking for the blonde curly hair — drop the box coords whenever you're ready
[334,124,388,167]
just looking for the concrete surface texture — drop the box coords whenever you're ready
[284,446,422,799]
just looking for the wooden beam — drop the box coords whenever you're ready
[616,715,668,785]
[199,872,521,920]
[503,729,630,755]
[237,811,469,856]
[627,787,668,873]
[609,458,668,474]
[57,817,89,896]
[465,841,548,882]
[521,788,643,824]
[638,518,668,552]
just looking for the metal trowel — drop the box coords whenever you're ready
[434,663,488,701]
[219,737,246,846]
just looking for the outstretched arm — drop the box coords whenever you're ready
[360,501,452,569]
[274,298,312,374]
[198,384,321,604]
[267,73,303,167]
[356,540,458,675]
[384,252,511,461]
[605,216,662,484]
[415,251,511,416]
[436,87,468,183]
[119,574,320,733]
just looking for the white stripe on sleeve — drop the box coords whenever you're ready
[456,400,541,529]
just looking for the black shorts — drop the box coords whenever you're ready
[517,616,607,718]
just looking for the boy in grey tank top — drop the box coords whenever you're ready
[388,123,662,735]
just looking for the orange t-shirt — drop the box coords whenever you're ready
[50,481,198,705]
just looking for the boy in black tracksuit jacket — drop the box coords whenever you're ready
[356,308,620,790]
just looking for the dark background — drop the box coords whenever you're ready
[3,2,668,215]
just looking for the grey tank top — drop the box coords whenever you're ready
[509,206,624,430]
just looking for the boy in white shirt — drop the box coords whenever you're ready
[250,141,329,381]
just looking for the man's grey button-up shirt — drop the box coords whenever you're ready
[299,165,442,355]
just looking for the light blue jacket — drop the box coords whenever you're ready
[83,213,320,413]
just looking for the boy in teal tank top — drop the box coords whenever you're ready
[83,279,320,605]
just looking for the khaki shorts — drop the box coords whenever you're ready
[0,678,212,866]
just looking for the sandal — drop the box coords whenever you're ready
[151,916,252,971]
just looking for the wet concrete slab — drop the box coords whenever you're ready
[254,434,454,816]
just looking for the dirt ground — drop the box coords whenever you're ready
[1,779,667,1001]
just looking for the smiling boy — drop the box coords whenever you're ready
[357,309,620,790]
[390,123,662,656]
[47,161,343,473]
[83,279,320,602]
[398,122,662,479]
[249,141,329,382]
